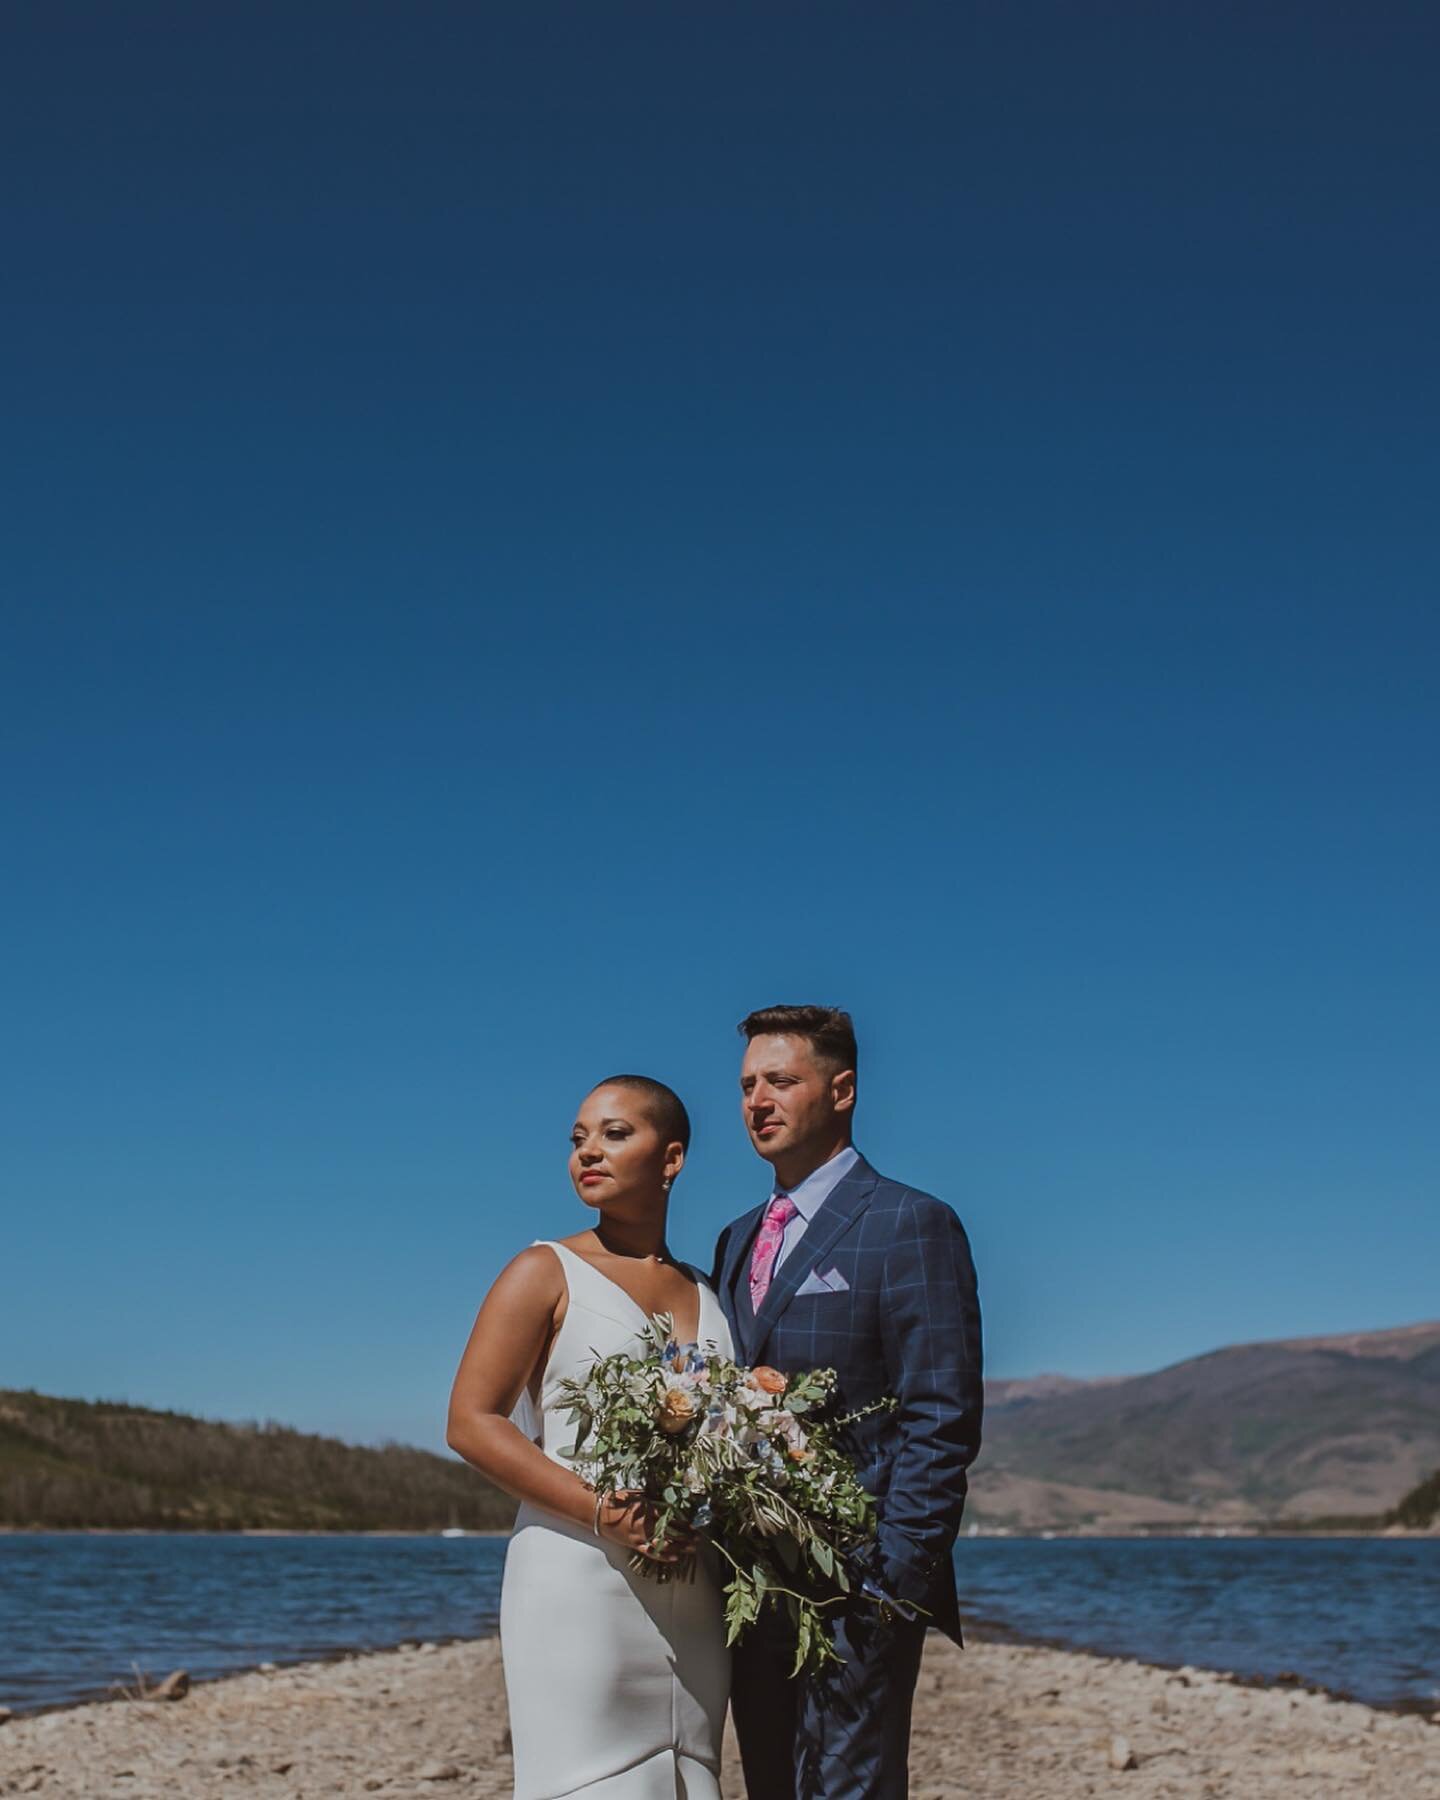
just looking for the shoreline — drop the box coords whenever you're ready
[5,1533,1436,1728]
[2,1633,1435,1799]
[961,1619,1440,1722]
[6,1616,1436,1727]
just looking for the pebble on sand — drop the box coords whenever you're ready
[1108,1731,1138,1770]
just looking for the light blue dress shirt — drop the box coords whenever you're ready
[771,1144,861,1271]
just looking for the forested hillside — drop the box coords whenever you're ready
[0,1391,514,1532]
[11,1319,1437,1535]
[1390,1466,1440,1529]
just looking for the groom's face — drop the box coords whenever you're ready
[740,1034,843,1165]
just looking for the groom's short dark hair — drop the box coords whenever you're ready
[738,1005,857,1076]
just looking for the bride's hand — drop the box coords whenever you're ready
[595,1491,696,1564]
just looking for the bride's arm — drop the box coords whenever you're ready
[446,1247,686,1559]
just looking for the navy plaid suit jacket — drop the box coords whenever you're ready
[711,1154,983,1643]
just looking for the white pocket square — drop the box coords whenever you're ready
[795,1265,850,1296]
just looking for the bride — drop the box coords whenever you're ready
[447,1074,733,1799]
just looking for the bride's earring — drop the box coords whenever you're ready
[662,1177,673,1192]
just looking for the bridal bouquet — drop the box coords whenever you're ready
[557,1316,888,1675]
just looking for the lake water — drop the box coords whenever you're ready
[1,1534,1436,1715]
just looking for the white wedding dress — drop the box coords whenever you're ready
[500,1241,734,1800]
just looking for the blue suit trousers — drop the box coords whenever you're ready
[731,1605,928,1800]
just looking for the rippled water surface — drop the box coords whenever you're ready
[1,1533,1435,1713]
[952,1536,1440,1712]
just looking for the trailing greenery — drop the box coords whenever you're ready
[559,1315,890,1676]
[0,1389,514,1532]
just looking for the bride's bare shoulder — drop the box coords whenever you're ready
[484,1243,566,1310]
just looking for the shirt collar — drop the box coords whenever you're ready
[772,1145,861,1223]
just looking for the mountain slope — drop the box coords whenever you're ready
[973,1320,1440,1528]
[9,1321,1436,1533]
[0,1390,514,1532]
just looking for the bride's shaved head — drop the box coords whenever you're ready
[593,1075,691,1151]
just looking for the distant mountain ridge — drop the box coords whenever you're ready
[975,1319,1440,1529]
[6,1319,1436,1534]
[0,1391,514,1532]
[1258,1320,1440,1359]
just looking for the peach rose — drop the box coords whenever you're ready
[750,1366,787,1395]
[658,1388,697,1434]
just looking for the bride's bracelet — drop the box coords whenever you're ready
[591,1490,607,1538]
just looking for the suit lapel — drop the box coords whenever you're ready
[748,1157,878,1365]
[722,1201,768,1358]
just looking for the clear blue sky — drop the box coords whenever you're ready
[3,4,1436,1450]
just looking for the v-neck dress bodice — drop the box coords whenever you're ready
[527,1242,728,1467]
[499,1241,734,1799]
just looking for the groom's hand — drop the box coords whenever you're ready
[596,1491,695,1564]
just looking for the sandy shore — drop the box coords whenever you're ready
[2,1634,1435,1799]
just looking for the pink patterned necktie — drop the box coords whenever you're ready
[749,1194,798,1313]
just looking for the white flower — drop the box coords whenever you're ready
[763,1409,808,1451]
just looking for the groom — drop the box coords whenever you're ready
[712,1005,983,1800]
